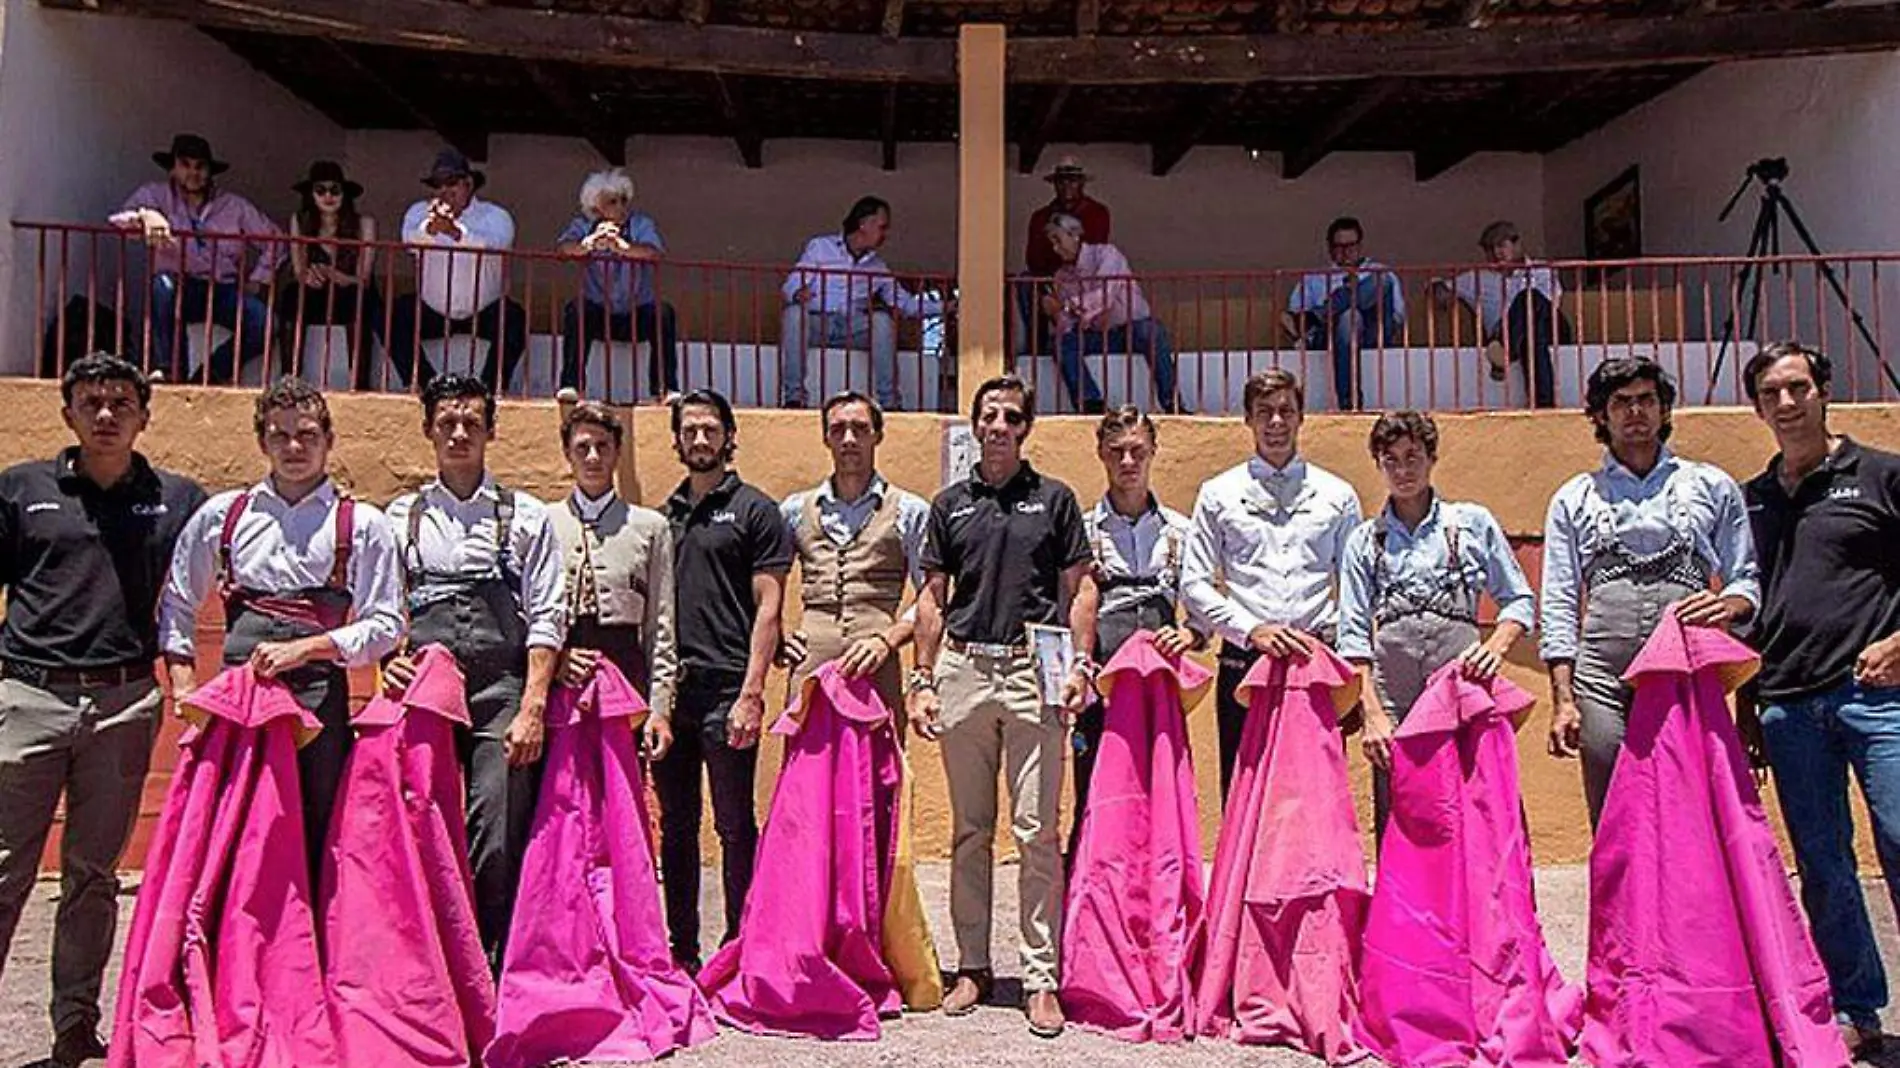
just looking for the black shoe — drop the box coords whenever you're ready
[51,1024,106,1067]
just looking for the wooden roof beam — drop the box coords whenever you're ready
[1150,83,1248,177]
[1076,0,1100,36]
[1017,83,1070,175]
[1412,68,1615,181]
[47,0,1900,83]
[319,38,487,161]
[1282,76,1403,179]
[681,0,710,25]
[881,0,905,39]
[522,61,625,165]
[881,83,899,170]
[710,72,764,168]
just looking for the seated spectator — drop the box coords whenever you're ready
[388,149,527,393]
[1043,215,1179,414]
[109,134,283,384]
[1281,216,1405,411]
[779,196,950,410]
[1016,157,1111,357]
[1433,220,1571,409]
[555,168,679,403]
[282,161,383,389]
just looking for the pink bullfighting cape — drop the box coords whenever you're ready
[320,644,494,1068]
[109,666,338,1068]
[1061,630,1210,1043]
[1356,663,1581,1067]
[1583,614,1848,1068]
[487,660,715,1067]
[699,661,918,1040]
[1194,645,1369,1065]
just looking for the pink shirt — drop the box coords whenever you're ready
[116,181,284,286]
[1052,242,1151,334]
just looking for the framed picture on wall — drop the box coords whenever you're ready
[1584,165,1642,280]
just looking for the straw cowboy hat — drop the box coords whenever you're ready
[1042,156,1090,182]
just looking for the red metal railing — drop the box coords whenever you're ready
[16,221,958,412]
[1006,255,1900,413]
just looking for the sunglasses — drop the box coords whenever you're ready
[312,183,344,197]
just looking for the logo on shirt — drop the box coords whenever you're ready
[1827,485,1862,501]
[1014,501,1047,515]
[709,510,738,525]
[25,502,60,514]
[131,503,169,517]
[949,505,978,520]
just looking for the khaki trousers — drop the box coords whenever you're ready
[936,644,1066,992]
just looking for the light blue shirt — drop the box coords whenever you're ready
[1539,448,1761,662]
[1085,496,1193,623]
[780,234,943,319]
[557,211,665,313]
[1286,259,1407,319]
[780,473,930,594]
[1183,456,1363,645]
[1336,496,1536,662]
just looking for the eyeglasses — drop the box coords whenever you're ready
[312,183,344,197]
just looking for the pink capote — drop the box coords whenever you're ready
[321,644,495,1068]
[487,660,715,1067]
[109,666,338,1068]
[1583,614,1849,1068]
[1061,630,1210,1043]
[1194,645,1369,1065]
[699,661,906,1040]
[1356,664,1581,1068]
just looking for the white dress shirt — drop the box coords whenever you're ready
[779,234,942,319]
[387,474,568,650]
[1086,495,1193,622]
[1539,447,1762,662]
[1183,456,1364,645]
[1450,262,1563,339]
[158,478,405,667]
[402,197,516,320]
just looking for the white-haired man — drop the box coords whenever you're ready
[556,169,679,403]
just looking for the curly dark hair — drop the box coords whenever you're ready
[1742,341,1833,403]
[253,377,331,437]
[421,374,497,432]
[61,353,150,410]
[1367,410,1438,460]
[560,400,624,449]
[1584,357,1676,446]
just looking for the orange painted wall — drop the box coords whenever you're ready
[4,379,1896,868]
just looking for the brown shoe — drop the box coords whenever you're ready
[1842,1021,1885,1059]
[51,1024,106,1067]
[941,970,992,1016]
[1025,990,1066,1038]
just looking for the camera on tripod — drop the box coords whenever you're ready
[1745,157,1790,185]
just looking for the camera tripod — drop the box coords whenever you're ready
[1709,158,1899,400]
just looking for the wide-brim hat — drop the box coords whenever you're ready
[421,147,487,191]
[153,133,230,175]
[292,160,364,199]
[1043,155,1089,182]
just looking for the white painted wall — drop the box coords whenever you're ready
[340,130,1547,277]
[1544,52,1900,399]
[0,0,343,374]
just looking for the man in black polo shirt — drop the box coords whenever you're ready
[910,374,1092,1038]
[0,354,205,1067]
[658,389,792,971]
[1741,341,1900,1057]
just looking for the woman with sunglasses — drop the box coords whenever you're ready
[283,161,384,388]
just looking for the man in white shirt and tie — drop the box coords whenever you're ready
[388,149,529,395]
[1182,368,1364,799]
[158,378,406,880]
[383,374,568,971]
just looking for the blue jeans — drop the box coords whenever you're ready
[149,274,271,385]
[1299,275,1404,411]
[1761,679,1900,1030]
[779,306,898,409]
[1055,318,1179,413]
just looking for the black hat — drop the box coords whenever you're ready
[293,160,363,199]
[153,134,229,175]
[421,148,486,191]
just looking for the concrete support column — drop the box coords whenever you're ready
[956,24,1007,411]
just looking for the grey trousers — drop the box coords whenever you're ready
[0,676,162,1032]
[1573,576,1703,826]
[459,670,540,974]
[1369,614,1479,835]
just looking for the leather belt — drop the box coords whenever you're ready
[945,637,1029,658]
[0,659,153,690]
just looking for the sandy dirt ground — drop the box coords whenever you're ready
[3,863,1896,1067]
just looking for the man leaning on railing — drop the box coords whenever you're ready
[1043,214,1178,415]
[109,134,283,386]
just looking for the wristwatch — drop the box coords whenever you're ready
[906,668,938,695]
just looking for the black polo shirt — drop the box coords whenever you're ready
[665,470,794,677]
[1745,437,1900,701]
[0,448,206,670]
[921,461,1090,646]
